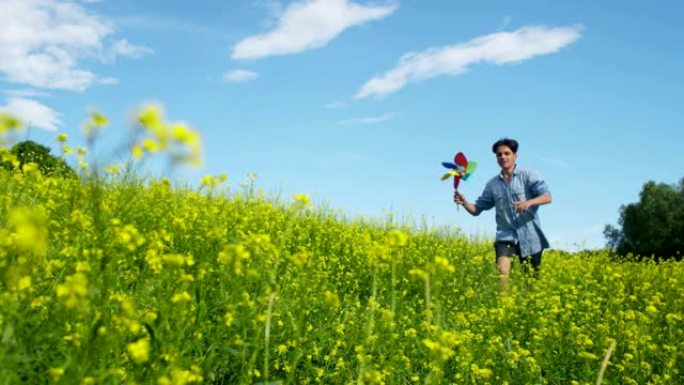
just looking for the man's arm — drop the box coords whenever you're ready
[512,192,552,213]
[454,191,482,216]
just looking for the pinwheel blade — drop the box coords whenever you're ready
[462,161,478,180]
[454,152,468,169]
[466,161,478,174]
[453,176,461,190]
[441,162,457,169]
[441,170,460,180]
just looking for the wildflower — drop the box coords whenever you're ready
[56,273,89,309]
[292,193,312,211]
[433,256,455,273]
[324,290,340,308]
[171,291,192,303]
[224,310,235,327]
[170,123,198,144]
[387,229,408,247]
[0,112,22,132]
[158,367,203,385]
[103,164,121,175]
[132,145,144,158]
[81,110,108,142]
[217,244,250,274]
[142,138,159,153]
[2,206,49,257]
[57,133,68,143]
[17,276,32,292]
[48,368,65,380]
[138,104,165,135]
[126,338,150,364]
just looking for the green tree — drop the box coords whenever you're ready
[1,140,75,177]
[604,178,684,260]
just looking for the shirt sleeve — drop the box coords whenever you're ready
[474,182,495,212]
[527,170,550,197]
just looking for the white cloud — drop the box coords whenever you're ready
[337,112,395,125]
[3,88,52,98]
[356,25,582,99]
[0,97,61,131]
[232,0,398,60]
[0,0,149,91]
[222,69,259,83]
[105,39,153,62]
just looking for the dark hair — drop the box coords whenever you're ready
[492,138,519,154]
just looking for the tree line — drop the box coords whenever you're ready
[604,178,684,261]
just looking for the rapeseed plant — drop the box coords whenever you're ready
[0,109,683,384]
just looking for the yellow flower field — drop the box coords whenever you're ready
[0,110,682,385]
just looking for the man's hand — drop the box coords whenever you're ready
[512,200,533,213]
[454,191,467,206]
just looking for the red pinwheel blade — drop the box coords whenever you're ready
[453,176,461,190]
[454,152,468,169]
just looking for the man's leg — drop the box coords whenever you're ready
[494,241,516,291]
[529,251,542,278]
[497,256,512,291]
[519,251,542,278]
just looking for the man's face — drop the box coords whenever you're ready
[495,145,517,169]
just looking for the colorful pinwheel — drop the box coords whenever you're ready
[441,152,477,190]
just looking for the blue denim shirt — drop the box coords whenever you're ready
[474,167,550,257]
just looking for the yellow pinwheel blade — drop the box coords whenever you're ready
[441,170,459,181]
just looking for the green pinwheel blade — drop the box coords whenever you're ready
[466,161,477,175]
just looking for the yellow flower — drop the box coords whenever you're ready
[433,256,455,273]
[17,276,32,292]
[91,110,108,127]
[56,273,89,309]
[132,145,144,158]
[142,138,159,153]
[170,123,198,144]
[57,133,68,143]
[82,110,108,141]
[138,104,164,134]
[2,206,49,257]
[171,291,192,303]
[48,368,65,380]
[126,338,150,364]
[292,193,312,211]
[0,112,22,132]
[388,229,408,247]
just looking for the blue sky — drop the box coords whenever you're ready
[1,0,682,250]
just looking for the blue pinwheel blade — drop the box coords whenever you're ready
[441,162,457,169]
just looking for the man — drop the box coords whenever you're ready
[454,138,552,289]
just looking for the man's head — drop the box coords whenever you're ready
[492,138,518,170]
[492,138,518,154]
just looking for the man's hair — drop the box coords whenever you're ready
[492,138,519,154]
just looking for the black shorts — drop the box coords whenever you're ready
[494,241,542,270]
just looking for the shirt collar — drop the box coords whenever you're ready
[498,165,519,180]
